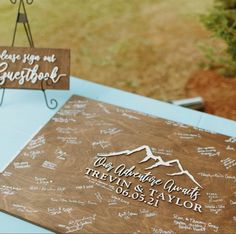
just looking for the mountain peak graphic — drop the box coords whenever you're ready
[97,145,202,188]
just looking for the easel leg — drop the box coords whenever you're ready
[42,89,58,110]
[0,88,5,106]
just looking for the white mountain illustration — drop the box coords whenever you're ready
[97,145,202,188]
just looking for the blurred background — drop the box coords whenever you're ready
[0,0,235,120]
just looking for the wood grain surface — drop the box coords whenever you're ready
[0,95,235,233]
[0,46,70,90]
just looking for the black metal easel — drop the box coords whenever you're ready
[0,0,58,109]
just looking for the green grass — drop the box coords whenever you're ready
[0,0,216,100]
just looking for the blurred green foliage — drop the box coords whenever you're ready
[201,0,236,77]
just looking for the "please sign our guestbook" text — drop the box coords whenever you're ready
[0,46,70,90]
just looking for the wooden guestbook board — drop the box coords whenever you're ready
[0,95,235,233]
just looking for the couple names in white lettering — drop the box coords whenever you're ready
[85,152,203,213]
